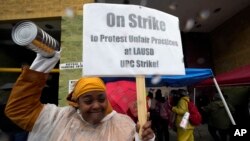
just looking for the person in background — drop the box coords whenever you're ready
[202,93,235,141]
[147,91,157,133]
[170,89,181,107]
[157,96,170,141]
[154,89,162,140]
[168,89,179,131]
[5,51,155,141]
[196,94,210,124]
[172,89,195,141]
[147,92,154,111]
[154,89,168,141]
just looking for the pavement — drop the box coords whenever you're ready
[168,124,214,141]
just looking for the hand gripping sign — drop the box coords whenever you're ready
[83,3,185,138]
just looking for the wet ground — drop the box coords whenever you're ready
[168,124,214,141]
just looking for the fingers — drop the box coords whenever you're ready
[141,129,154,141]
[137,113,154,141]
[141,124,154,140]
[142,120,151,130]
[136,122,140,133]
[140,121,154,141]
[137,117,151,133]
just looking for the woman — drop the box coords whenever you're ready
[172,89,194,141]
[5,52,155,141]
[202,94,234,141]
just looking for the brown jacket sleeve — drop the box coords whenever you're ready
[5,67,48,131]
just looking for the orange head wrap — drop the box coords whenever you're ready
[67,77,112,114]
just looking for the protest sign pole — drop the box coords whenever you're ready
[136,75,148,138]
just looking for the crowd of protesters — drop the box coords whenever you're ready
[147,88,195,141]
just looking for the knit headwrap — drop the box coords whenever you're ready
[67,77,112,114]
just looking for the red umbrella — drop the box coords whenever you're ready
[106,80,137,115]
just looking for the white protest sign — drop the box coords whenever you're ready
[83,3,185,76]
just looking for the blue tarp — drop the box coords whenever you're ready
[102,68,214,87]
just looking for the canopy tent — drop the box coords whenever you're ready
[102,68,236,125]
[197,64,250,87]
[102,68,214,87]
[146,68,213,87]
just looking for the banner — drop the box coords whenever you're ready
[83,3,185,76]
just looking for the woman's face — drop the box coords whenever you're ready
[78,91,108,125]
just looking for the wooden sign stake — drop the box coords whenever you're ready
[136,75,147,138]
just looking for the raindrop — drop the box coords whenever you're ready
[199,9,210,20]
[65,7,75,18]
[184,18,195,32]
[169,2,178,10]
[151,75,162,85]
